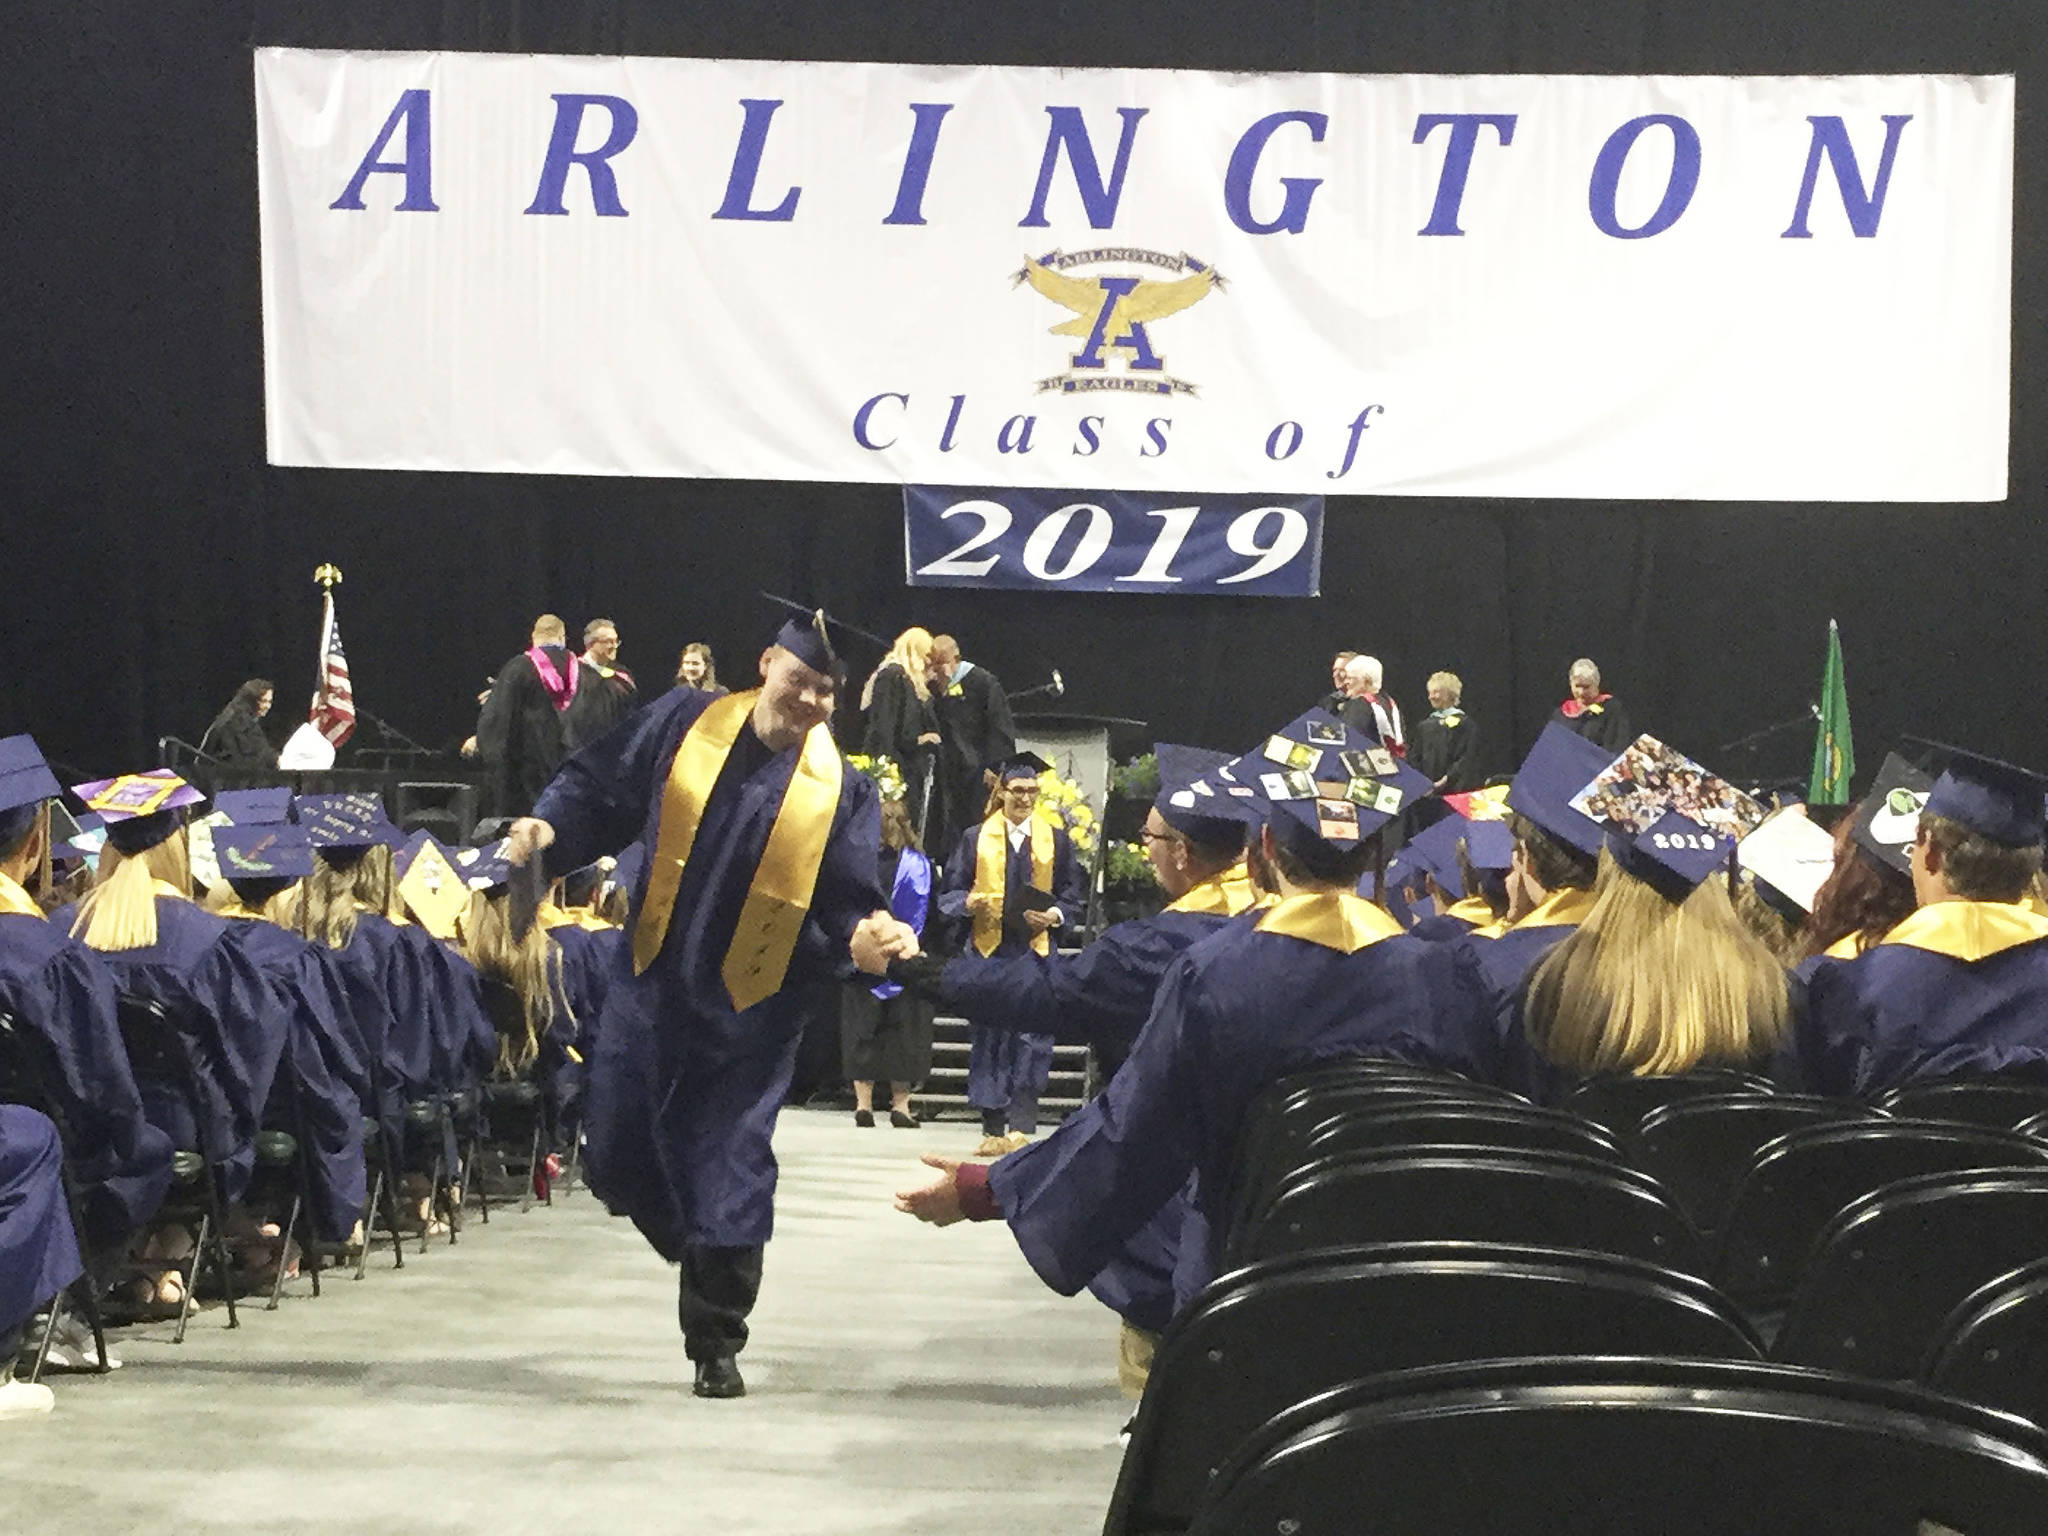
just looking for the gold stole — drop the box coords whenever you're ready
[1166,861,1262,919]
[536,901,575,931]
[1441,895,1500,927]
[0,870,46,919]
[972,813,1054,957]
[1468,885,1596,942]
[1877,901,2048,963]
[632,689,844,1012]
[1256,890,1405,953]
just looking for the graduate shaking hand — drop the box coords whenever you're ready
[850,910,921,974]
[503,816,555,867]
[895,1154,967,1226]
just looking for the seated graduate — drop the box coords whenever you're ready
[1795,754,1927,964]
[936,750,1088,1157]
[1460,725,1611,1003]
[0,738,173,1311]
[209,822,369,1252]
[451,841,577,1123]
[1800,745,2048,1098]
[903,744,1259,1085]
[58,771,292,1308]
[842,788,936,1129]
[1399,812,1513,940]
[1511,814,1796,1103]
[894,707,1506,1316]
[1728,804,1839,965]
[0,1106,84,1420]
[526,856,613,1125]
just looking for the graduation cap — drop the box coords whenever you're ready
[993,750,1054,785]
[761,593,884,679]
[1243,707,1435,857]
[1399,814,1475,899]
[1606,811,1735,903]
[1152,743,1250,851]
[55,810,103,865]
[1504,724,1613,859]
[396,831,468,940]
[212,787,294,825]
[73,770,206,855]
[214,823,315,883]
[1851,752,1933,877]
[450,842,511,891]
[294,792,397,851]
[1737,807,1838,917]
[0,735,64,846]
[1909,739,2048,849]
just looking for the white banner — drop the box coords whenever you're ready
[256,51,2011,500]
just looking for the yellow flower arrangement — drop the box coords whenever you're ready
[847,753,907,803]
[1034,767,1099,855]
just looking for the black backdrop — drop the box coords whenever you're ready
[5,1,2043,793]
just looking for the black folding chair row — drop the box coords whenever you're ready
[1183,1356,2048,1536]
[1560,1066,1777,1140]
[1635,1092,1881,1237]
[1105,1243,1761,1536]
[1926,1256,2048,1427]
[1882,1076,2048,1131]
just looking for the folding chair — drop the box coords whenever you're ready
[1773,1169,2048,1378]
[1233,1146,1701,1272]
[1562,1067,1775,1140]
[1635,1093,1880,1237]
[470,977,553,1217]
[113,994,239,1341]
[1880,1077,2048,1132]
[1712,1119,2048,1313]
[1923,1256,2048,1426]
[1190,1357,2048,1536]
[1305,1100,1626,1165]
[0,1013,113,1379]
[1105,1245,1760,1536]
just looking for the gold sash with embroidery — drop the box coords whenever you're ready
[972,813,1054,957]
[1166,861,1262,919]
[0,870,46,919]
[1256,890,1405,954]
[632,690,843,1012]
[1877,901,2048,964]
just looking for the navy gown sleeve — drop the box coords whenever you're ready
[1794,953,1873,1098]
[805,771,887,960]
[1049,828,1086,918]
[936,826,980,924]
[534,688,708,877]
[941,919,1186,1050]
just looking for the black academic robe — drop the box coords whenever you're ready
[931,664,1016,863]
[1408,707,1481,791]
[204,705,277,771]
[862,665,940,830]
[1551,696,1634,753]
[477,646,580,817]
[565,662,639,751]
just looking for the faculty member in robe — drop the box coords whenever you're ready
[1551,658,1634,752]
[506,607,918,1399]
[926,634,1016,862]
[937,752,1086,1156]
[1407,671,1481,792]
[478,614,585,818]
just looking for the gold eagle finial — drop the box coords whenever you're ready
[314,563,343,589]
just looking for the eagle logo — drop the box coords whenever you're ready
[1012,248,1224,396]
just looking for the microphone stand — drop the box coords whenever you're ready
[1717,706,1819,758]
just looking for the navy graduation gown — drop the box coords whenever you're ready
[319,912,436,1149]
[220,918,370,1242]
[1800,904,2048,1097]
[987,894,1507,1311]
[0,1106,82,1334]
[938,817,1086,1110]
[54,896,289,1202]
[532,685,884,1254]
[0,914,174,1253]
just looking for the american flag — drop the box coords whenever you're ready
[310,585,356,747]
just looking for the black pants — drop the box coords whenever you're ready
[677,1245,764,1361]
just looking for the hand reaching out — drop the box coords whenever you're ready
[894,1154,967,1225]
[851,911,921,974]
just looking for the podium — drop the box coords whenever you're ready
[1013,712,1149,820]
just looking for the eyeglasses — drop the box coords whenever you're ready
[1139,828,1184,847]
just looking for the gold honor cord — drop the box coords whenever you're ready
[972,813,1055,957]
[1166,861,1262,919]
[0,870,47,919]
[1255,890,1405,955]
[632,690,845,1013]
[1877,901,2048,964]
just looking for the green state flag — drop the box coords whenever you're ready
[1808,619,1855,805]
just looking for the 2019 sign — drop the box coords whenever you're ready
[903,487,1322,596]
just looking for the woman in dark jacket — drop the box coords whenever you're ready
[862,628,940,837]
[205,679,278,770]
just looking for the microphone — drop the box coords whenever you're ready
[1809,701,1823,722]
[1050,668,1065,700]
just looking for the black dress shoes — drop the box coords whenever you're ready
[853,1109,876,1128]
[890,1109,920,1129]
[694,1355,746,1398]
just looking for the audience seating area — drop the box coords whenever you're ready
[1116,1060,2048,1534]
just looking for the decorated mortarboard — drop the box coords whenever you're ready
[1737,806,1838,916]
[1850,752,1933,877]
[396,831,467,939]
[1908,739,2048,850]
[1605,811,1734,902]
[450,841,512,892]
[213,823,315,883]
[1248,707,1434,853]
[1152,744,1248,849]
[294,792,396,851]
[994,750,1054,784]
[73,770,206,855]
[762,593,883,679]
[212,787,294,826]
[1505,725,1614,858]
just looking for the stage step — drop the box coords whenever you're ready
[918,1012,1090,1121]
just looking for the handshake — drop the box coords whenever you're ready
[882,952,948,1000]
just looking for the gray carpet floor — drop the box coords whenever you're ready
[0,1107,1127,1535]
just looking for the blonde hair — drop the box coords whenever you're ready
[531,613,567,645]
[72,829,193,951]
[866,627,934,708]
[284,854,362,950]
[1427,671,1463,703]
[459,890,567,1077]
[1521,848,1790,1077]
[348,844,406,922]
